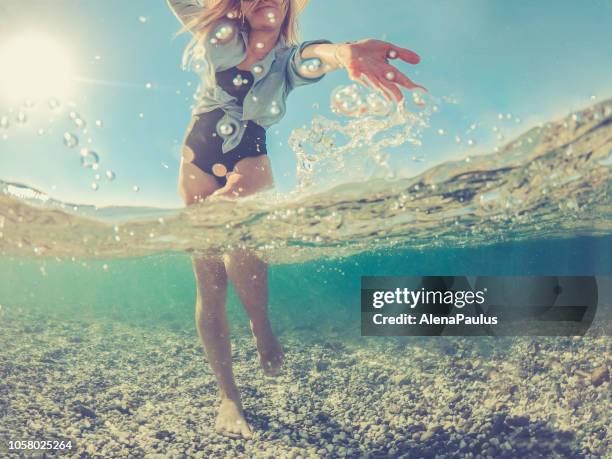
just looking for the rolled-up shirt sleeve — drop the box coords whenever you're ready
[286,39,333,91]
[166,0,204,29]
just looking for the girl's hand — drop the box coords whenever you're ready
[336,39,426,103]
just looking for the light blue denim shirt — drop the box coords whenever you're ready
[167,0,331,153]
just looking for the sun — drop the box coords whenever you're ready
[0,31,76,104]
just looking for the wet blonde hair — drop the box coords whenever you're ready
[174,0,301,70]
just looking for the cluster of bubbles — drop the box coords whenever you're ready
[289,85,438,190]
[330,84,392,118]
[210,24,234,45]
[232,74,250,87]
[0,95,143,194]
[269,100,281,115]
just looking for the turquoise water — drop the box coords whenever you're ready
[1,235,611,332]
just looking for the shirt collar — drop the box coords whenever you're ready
[237,28,287,83]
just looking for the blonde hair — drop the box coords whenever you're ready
[174,0,301,71]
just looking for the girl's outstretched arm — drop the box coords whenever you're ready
[301,40,426,102]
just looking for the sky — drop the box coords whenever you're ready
[0,0,611,209]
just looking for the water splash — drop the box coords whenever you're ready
[289,85,436,191]
[1,98,610,265]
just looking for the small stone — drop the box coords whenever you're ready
[73,404,96,418]
[420,430,435,441]
[590,366,609,386]
[506,415,529,427]
[155,430,174,441]
[390,374,410,386]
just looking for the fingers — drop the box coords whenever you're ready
[387,44,421,64]
[385,65,427,91]
[348,69,371,91]
[378,76,404,102]
[368,75,399,103]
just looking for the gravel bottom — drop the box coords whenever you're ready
[0,305,609,458]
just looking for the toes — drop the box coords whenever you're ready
[216,421,250,439]
[240,423,253,438]
[215,413,253,439]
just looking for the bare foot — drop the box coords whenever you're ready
[215,397,252,439]
[250,322,285,377]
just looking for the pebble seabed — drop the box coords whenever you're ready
[0,306,609,458]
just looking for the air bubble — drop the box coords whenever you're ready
[106,170,116,181]
[412,91,426,107]
[91,182,99,191]
[138,16,148,23]
[219,123,234,135]
[63,132,79,148]
[132,185,140,192]
[95,120,103,128]
[0,116,9,129]
[47,98,60,110]
[80,148,100,169]
[69,111,86,129]
[16,111,27,124]
[365,93,391,117]
[215,25,234,41]
[331,84,365,117]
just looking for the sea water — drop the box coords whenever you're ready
[1,100,611,457]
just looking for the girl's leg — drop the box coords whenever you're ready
[223,248,284,376]
[192,254,252,438]
[178,156,252,438]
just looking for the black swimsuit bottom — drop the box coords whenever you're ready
[183,66,267,187]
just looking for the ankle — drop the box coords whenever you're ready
[219,389,242,405]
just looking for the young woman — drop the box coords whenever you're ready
[167,0,424,438]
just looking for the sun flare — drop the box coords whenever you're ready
[0,32,76,103]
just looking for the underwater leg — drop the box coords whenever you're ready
[191,254,252,438]
[223,248,285,376]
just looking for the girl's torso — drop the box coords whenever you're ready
[183,66,268,186]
